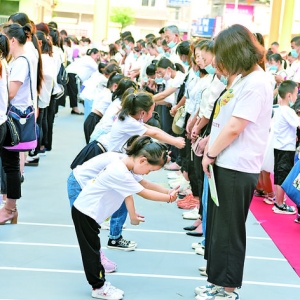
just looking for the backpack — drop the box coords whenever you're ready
[57,63,69,86]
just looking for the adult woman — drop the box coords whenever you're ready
[66,48,100,114]
[0,23,34,224]
[108,43,122,64]
[199,24,273,299]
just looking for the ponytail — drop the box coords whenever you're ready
[125,136,168,166]
[157,57,185,73]
[174,63,185,73]
[31,33,44,94]
[107,72,124,89]
[86,48,99,56]
[119,92,154,121]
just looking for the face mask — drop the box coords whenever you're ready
[289,101,294,107]
[157,46,164,54]
[120,49,125,56]
[125,44,131,50]
[269,65,278,71]
[291,49,298,58]
[220,75,228,86]
[144,77,148,83]
[204,64,216,74]
[133,53,138,59]
[155,77,163,84]
[194,70,200,77]
[182,60,189,66]
[163,70,171,81]
[167,41,176,48]
[165,52,170,58]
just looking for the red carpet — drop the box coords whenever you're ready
[250,195,300,276]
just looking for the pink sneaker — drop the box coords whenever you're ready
[100,250,117,273]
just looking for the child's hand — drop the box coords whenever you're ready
[175,137,186,149]
[168,187,180,203]
[130,212,145,225]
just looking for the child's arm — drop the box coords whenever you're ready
[124,196,145,225]
[139,179,180,195]
[138,188,179,203]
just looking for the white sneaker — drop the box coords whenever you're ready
[198,266,206,272]
[195,247,205,256]
[167,172,182,179]
[169,178,190,189]
[92,282,123,299]
[192,242,203,249]
[182,208,200,220]
[194,283,216,296]
[200,270,208,277]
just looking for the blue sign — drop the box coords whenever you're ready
[191,18,216,37]
[168,0,191,5]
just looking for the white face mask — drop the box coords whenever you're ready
[163,70,171,81]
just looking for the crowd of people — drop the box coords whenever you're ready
[0,11,300,300]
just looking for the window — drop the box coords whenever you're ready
[142,0,149,6]
[151,0,156,6]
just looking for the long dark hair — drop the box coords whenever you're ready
[119,91,154,121]
[126,136,168,166]
[156,57,185,73]
[36,31,53,56]
[112,78,137,101]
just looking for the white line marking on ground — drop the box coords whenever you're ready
[17,222,271,240]
[0,267,299,288]
[0,241,285,261]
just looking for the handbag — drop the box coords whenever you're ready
[4,115,20,146]
[172,106,186,135]
[4,56,37,152]
[281,160,300,207]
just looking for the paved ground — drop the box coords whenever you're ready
[0,105,300,300]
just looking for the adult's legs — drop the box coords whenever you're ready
[67,73,81,113]
[45,95,56,151]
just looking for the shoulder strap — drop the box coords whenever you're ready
[17,55,33,102]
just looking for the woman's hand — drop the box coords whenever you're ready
[191,125,201,143]
[170,105,179,117]
[202,152,216,178]
[174,137,186,149]
[130,212,145,225]
[275,74,283,84]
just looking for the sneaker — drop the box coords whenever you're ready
[107,236,137,251]
[295,214,300,224]
[192,242,203,249]
[263,192,276,205]
[253,189,266,197]
[25,155,39,167]
[182,207,200,220]
[167,171,182,179]
[38,148,47,156]
[200,270,208,277]
[100,251,117,273]
[273,203,296,215]
[92,282,123,299]
[195,247,205,256]
[198,266,206,272]
[194,283,215,296]
[195,287,239,300]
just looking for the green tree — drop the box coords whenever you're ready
[110,6,135,33]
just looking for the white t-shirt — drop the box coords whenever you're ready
[108,116,147,152]
[209,70,273,173]
[184,70,199,114]
[0,59,8,125]
[80,72,107,101]
[9,55,33,111]
[90,98,121,142]
[66,55,98,82]
[124,52,135,76]
[52,46,64,95]
[288,59,300,83]
[39,54,55,108]
[74,152,126,188]
[74,160,144,224]
[273,106,300,151]
[164,70,185,106]
[92,87,112,115]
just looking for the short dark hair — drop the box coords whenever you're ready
[214,24,265,75]
[157,57,185,73]
[176,41,191,56]
[8,12,30,26]
[124,36,135,44]
[60,29,68,36]
[159,27,165,34]
[278,80,298,99]
[271,41,279,46]
[146,33,155,40]
[86,48,99,56]
[48,21,58,29]
[121,31,131,39]
[291,36,300,46]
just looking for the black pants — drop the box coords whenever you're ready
[84,112,102,144]
[45,95,56,151]
[194,154,204,215]
[205,165,258,288]
[72,206,105,289]
[67,73,78,108]
[29,108,45,157]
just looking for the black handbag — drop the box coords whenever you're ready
[4,115,20,146]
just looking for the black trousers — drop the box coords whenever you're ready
[194,154,204,215]
[84,112,102,144]
[45,95,56,151]
[205,165,258,287]
[67,73,78,108]
[29,108,45,156]
[71,206,105,289]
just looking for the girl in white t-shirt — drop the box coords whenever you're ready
[71,136,178,300]
[0,23,34,225]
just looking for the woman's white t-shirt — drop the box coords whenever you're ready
[108,116,147,151]
[184,70,200,114]
[209,70,273,173]
[39,54,55,108]
[165,70,186,106]
[74,160,144,224]
[0,59,8,125]
[80,72,108,101]
[9,55,33,111]
[66,55,98,82]
[273,106,300,151]
[92,87,112,115]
